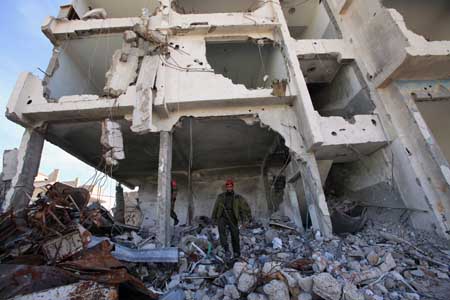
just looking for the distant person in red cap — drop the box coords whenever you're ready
[211,179,252,258]
[171,179,179,225]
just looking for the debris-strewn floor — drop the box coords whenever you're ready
[160,216,450,300]
[1,182,449,300]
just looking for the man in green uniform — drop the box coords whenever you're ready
[211,179,252,258]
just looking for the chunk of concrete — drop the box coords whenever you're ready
[238,272,257,293]
[297,276,313,293]
[298,292,312,300]
[224,284,240,299]
[1,149,18,181]
[104,48,139,97]
[263,280,290,300]
[379,253,396,272]
[247,293,268,300]
[123,30,138,43]
[233,262,247,279]
[342,283,364,300]
[81,8,107,20]
[101,119,125,166]
[262,261,282,274]
[312,273,342,300]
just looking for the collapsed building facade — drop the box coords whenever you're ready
[1,0,450,248]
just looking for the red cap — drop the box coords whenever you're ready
[171,179,177,189]
[225,179,234,187]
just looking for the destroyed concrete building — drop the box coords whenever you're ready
[2,0,450,248]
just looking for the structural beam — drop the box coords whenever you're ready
[295,153,333,238]
[156,131,173,247]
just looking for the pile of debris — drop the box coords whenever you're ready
[1,182,449,300]
[165,216,450,300]
[0,182,175,299]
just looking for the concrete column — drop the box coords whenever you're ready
[2,129,44,214]
[157,131,172,246]
[296,153,333,238]
[287,184,305,233]
[114,183,125,223]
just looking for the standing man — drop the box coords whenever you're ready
[211,179,252,258]
[170,179,179,225]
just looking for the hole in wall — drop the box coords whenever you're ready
[306,63,375,118]
[205,40,289,90]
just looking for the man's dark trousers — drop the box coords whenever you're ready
[218,216,240,256]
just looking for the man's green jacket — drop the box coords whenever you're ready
[211,192,252,223]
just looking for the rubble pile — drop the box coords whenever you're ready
[1,182,450,300]
[166,217,450,300]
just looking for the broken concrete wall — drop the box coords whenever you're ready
[45,35,123,99]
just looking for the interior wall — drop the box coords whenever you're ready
[47,35,123,99]
[416,101,450,163]
[382,0,450,41]
[206,41,288,89]
[172,0,257,14]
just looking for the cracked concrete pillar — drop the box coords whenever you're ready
[114,183,125,224]
[157,131,172,246]
[296,153,333,238]
[2,129,44,214]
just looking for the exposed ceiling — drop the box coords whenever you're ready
[46,118,286,184]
